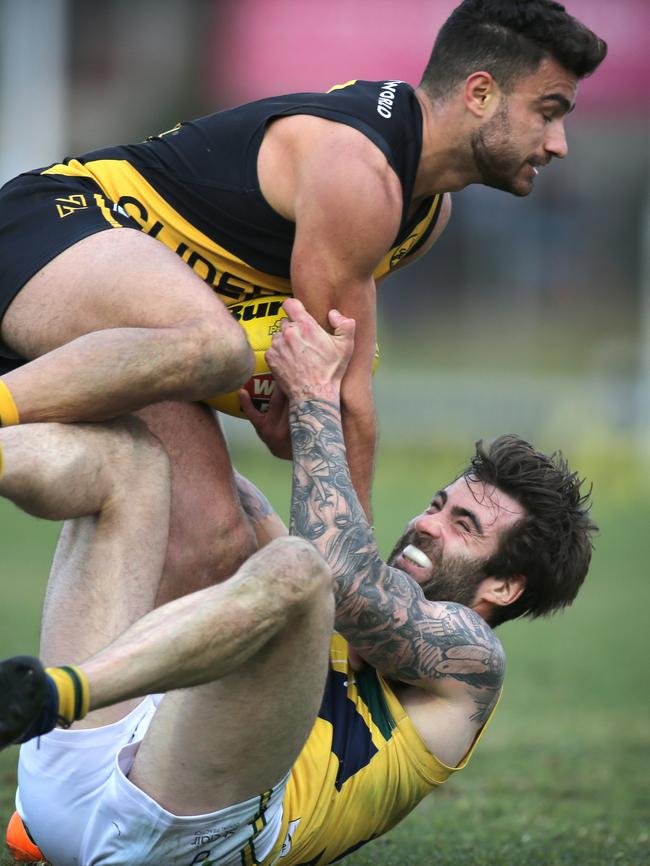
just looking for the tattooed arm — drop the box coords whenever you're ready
[233,471,288,547]
[288,396,504,718]
[266,299,504,725]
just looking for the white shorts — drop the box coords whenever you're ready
[16,696,288,866]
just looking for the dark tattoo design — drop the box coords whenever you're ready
[234,471,275,525]
[289,399,505,725]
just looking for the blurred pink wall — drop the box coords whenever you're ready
[205,0,648,115]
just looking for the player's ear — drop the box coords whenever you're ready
[480,574,526,609]
[463,71,499,118]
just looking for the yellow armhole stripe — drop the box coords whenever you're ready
[373,193,441,282]
[327,79,358,93]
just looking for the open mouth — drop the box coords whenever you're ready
[396,543,434,581]
[528,159,549,177]
[403,544,433,569]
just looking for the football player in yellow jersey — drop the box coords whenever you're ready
[0,298,595,865]
[0,1,605,617]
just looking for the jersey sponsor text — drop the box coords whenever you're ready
[376,81,402,118]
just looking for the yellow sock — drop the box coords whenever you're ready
[45,665,90,725]
[0,380,19,426]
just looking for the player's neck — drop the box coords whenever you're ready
[414,87,482,196]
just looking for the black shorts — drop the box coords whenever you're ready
[0,170,141,374]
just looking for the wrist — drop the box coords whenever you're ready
[288,382,341,403]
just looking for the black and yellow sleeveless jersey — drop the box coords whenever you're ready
[262,634,497,866]
[37,80,443,305]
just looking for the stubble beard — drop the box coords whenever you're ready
[470,101,531,196]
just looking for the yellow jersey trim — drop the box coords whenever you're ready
[41,160,292,301]
[92,192,122,229]
[41,159,440,300]
[327,80,358,93]
[373,194,441,281]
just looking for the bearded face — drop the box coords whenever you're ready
[387,526,488,607]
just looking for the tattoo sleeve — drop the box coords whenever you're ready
[289,398,504,723]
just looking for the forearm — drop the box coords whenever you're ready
[340,395,376,519]
[288,393,453,678]
[288,409,503,704]
[288,393,383,620]
[277,302,504,711]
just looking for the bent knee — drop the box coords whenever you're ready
[220,537,333,637]
[264,537,333,606]
[175,317,254,398]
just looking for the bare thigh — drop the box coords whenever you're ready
[1,228,232,358]
[40,401,257,725]
[37,419,172,728]
[135,400,258,602]
[130,539,335,815]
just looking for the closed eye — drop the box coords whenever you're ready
[428,489,447,512]
[451,505,484,536]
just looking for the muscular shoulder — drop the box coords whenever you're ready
[261,115,403,243]
[271,113,398,175]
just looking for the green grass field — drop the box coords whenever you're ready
[0,442,648,866]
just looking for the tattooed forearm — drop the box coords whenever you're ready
[288,397,505,721]
[234,471,275,525]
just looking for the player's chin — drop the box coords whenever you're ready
[512,164,538,196]
[514,180,535,198]
[486,172,532,197]
[505,176,534,197]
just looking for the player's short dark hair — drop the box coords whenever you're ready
[464,434,597,626]
[420,0,607,101]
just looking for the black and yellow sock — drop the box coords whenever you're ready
[45,665,90,727]
[0,380,19,427]
[6,659,91,745]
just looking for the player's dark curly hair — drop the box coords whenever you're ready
[420,0,607,100]
[464,434,597,626]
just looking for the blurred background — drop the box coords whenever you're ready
[0,2,648,864]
